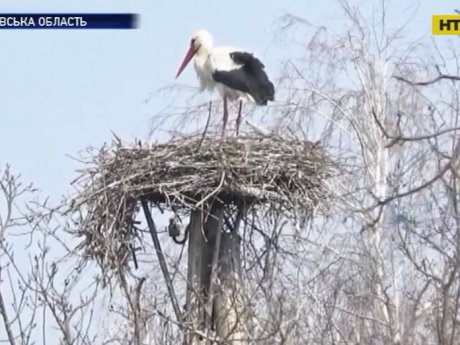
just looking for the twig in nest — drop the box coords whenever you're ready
[195,171,226,208]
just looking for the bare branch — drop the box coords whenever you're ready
[394,73,460,86]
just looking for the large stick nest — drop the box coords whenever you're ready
[64,132,337,274]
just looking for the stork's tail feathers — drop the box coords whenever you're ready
[251,78,275,106]
[256,81,275,105]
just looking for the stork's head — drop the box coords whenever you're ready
[175,30,213,79]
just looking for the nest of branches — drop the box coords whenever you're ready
[65,132,336,274]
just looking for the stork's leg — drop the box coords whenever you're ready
[222,95,229,137]
[236,100,243,135]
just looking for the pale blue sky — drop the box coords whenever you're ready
[0,0,459,342]
[0,0,457,200]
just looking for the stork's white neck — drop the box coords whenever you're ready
[193,43,212,72]
[192,30,214,59]
[193,48,209,73]
[196,41,212,58]
[191,30,214,82]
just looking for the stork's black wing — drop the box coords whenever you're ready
[212,68,250,94]
[211,51,275,106]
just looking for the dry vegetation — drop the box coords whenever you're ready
[64,131,336,280]
[2,1,460,344]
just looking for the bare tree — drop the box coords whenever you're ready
[4,1,460,344]
[245,1,460,344]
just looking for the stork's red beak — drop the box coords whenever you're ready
[175,46,197,79]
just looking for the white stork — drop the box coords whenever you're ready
[175,30,275,135]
